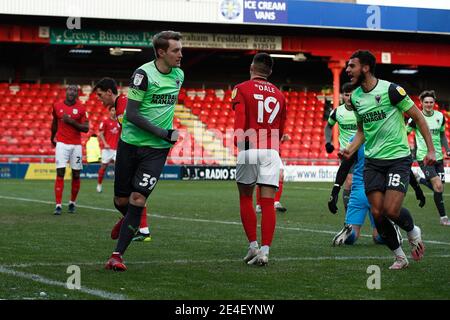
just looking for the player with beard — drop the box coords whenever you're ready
[341,50,436,269]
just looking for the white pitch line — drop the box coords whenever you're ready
[291,186,450,197]
[1,194,450,246]
[3,254,450,269]
[0,265,127,300]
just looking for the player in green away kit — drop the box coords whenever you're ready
[105,31,184,271]
[341,50,436,270]
[407,90,450,226]
[325,82,357,213]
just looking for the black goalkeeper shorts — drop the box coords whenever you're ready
[114,139,170,198]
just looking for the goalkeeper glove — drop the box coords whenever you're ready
[164,129,179,144]
[328,184,341,214]
[325,142,335,154]
[415,187,426,208]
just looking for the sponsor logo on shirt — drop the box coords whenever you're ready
[151,94,177,105]
[430,128,441,135]
[340,124,358,130]
[362,110,387,124]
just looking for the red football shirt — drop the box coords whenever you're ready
[115,94,127,127]
[99,118,120,150]
[232,78,286,150]
[53,100,88,145]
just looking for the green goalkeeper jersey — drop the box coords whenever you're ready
[121,60,184,148]
[350,79,414,160]
[407,110,445,161]
[327,104,358,149]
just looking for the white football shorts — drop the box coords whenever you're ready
[236,149,282,188]
[101,148,116,164]
[55,142,83,170]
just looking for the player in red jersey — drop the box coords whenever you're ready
[232,53,287,266]
[97,105,120,193]
[93,78,151,242]
[51,85,89,215]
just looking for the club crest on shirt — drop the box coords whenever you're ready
[73,109,78,115]
[375,95,381,105]
[175,79,180,89]
[133,73,144,86]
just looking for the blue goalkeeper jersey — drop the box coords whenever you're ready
[348,135,365,192]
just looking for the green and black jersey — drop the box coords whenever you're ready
[407,110,445,161]
[327,104,358,149]
[350,79,414,160]
[121,60,184,148]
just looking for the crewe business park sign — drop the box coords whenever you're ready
[50,29,154,47]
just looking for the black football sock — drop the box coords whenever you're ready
[115,204,144,254]
[343,189,351,212]
[114,201,128,217]
[389,207,414,233]
[374,215,401,251]
[433,192,446,217]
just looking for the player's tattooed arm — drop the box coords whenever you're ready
[125,99,178,144]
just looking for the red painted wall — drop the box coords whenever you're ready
[283,36,450,67]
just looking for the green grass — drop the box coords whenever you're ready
[0,179,449,300]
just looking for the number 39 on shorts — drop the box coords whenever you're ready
[139,173,157,190]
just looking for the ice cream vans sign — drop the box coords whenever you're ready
[244,1,288,24]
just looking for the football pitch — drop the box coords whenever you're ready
[0,179,449,300]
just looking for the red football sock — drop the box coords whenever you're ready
[260,197,276,246]
[256,186,261,206]
[240,195,257,242]
[139,207,148,228]
[97,167,105,184]
[54,176,64,205]
[275,178,283,202]
[70,177,80,202]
